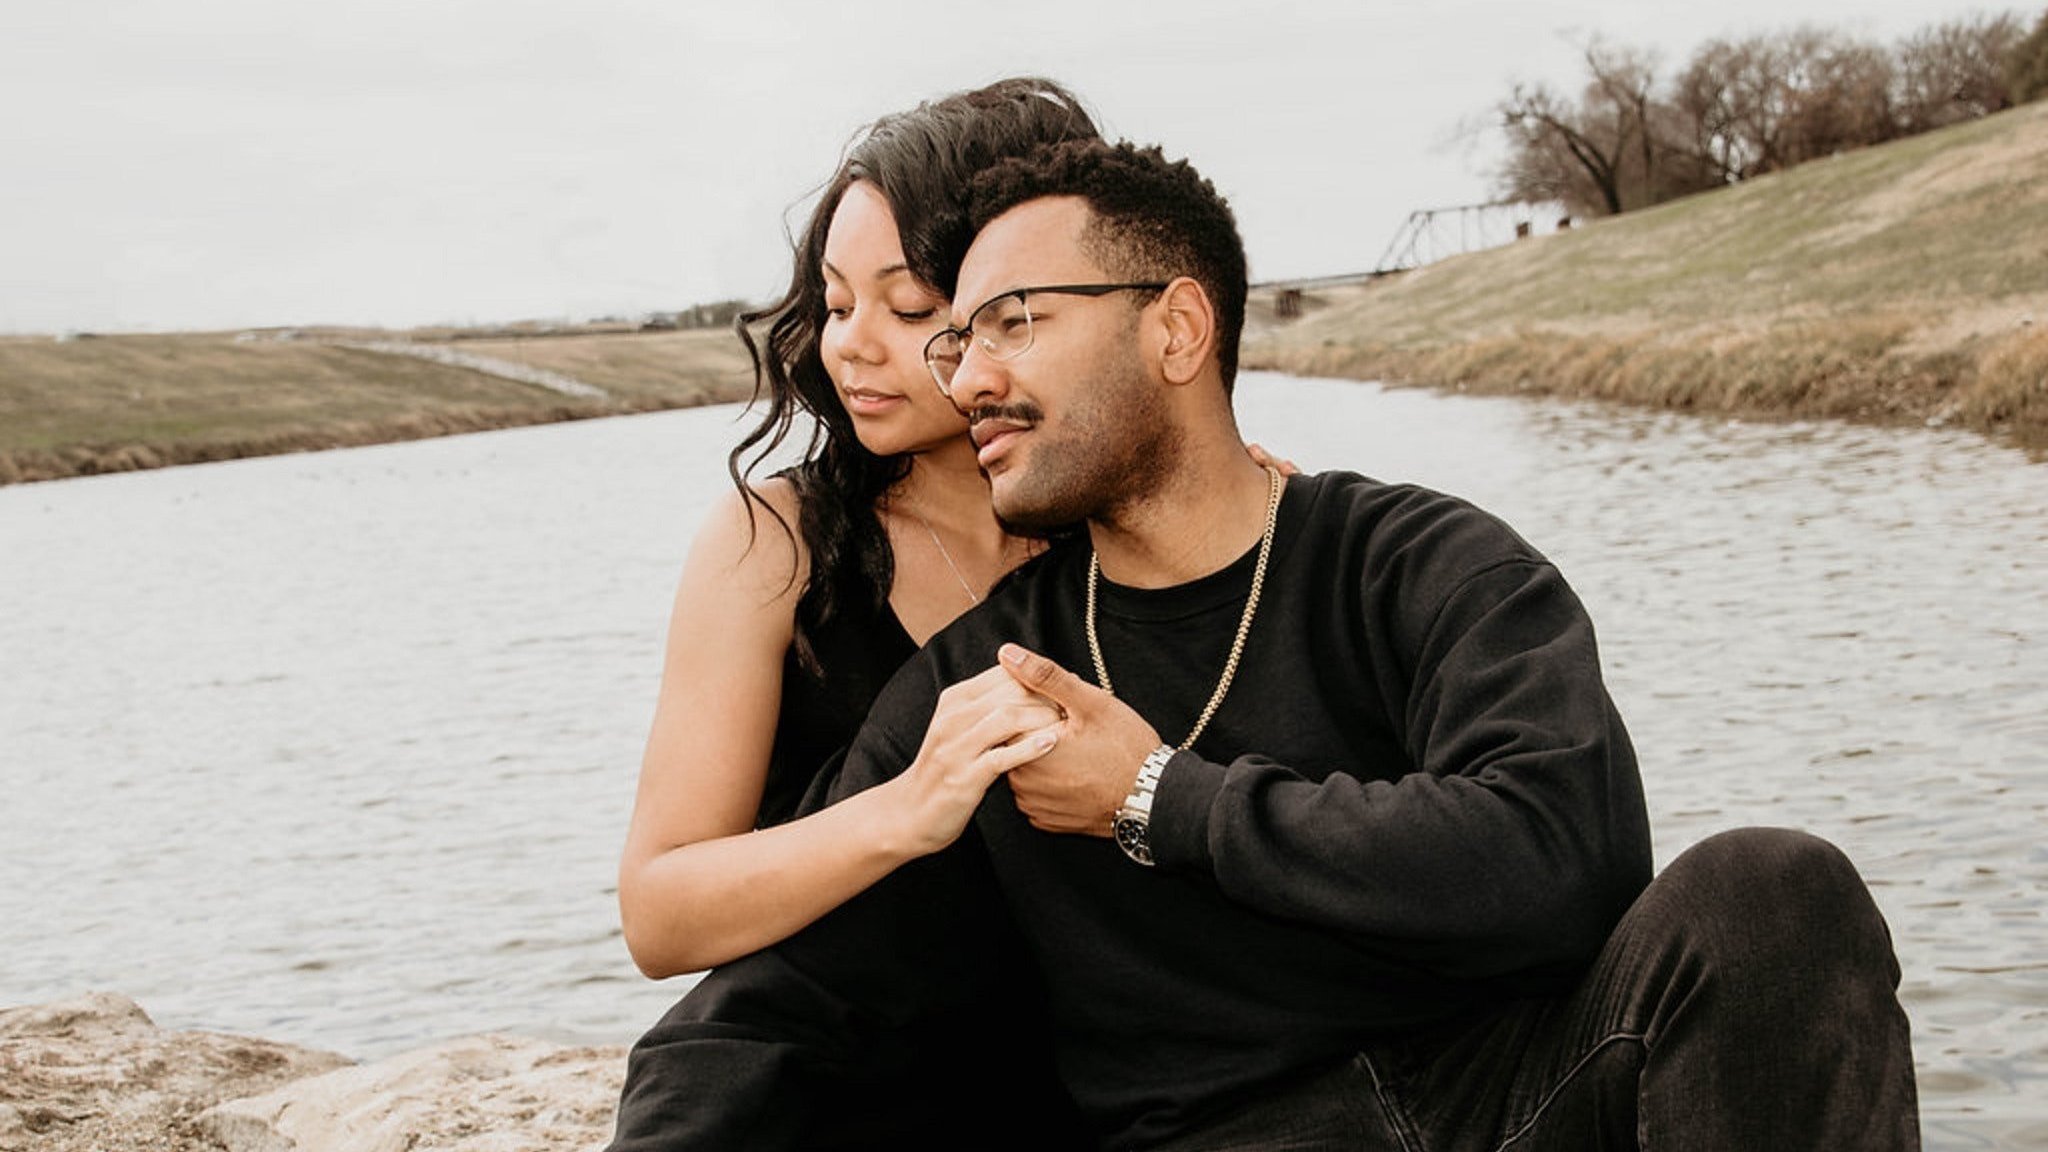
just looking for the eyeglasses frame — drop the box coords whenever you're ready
[922,281,1170,396]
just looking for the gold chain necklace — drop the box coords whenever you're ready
[1085,465,1283,750]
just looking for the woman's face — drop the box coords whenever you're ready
[819,181,969,457]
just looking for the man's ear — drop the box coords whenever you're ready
[1155,277,1216,386]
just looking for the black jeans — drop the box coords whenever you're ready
[1147,828,1920,1152]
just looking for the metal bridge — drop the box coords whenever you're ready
[1368,199,1570,274]
[1254,199,1570,317]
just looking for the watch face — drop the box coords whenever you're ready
[1113,816,1153,865]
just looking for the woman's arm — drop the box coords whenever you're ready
[618,482,1058,978]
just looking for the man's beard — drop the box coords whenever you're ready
[976,353,1181,531]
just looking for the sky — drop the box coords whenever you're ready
[0,0,2003,335]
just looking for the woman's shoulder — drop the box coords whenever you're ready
[742,472,805,524]
[686,477,810,606]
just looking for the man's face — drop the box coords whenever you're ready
[947,197,1180,529]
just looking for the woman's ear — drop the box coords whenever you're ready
[1155,277,1216,386]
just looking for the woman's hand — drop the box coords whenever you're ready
[891,665,1064,855]
[997,644,1162,837]
[1246,442,1300,477]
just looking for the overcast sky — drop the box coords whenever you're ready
[1,0,1998,334]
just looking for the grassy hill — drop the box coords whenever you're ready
[0,327,752,484]
[1244,100,2048,453]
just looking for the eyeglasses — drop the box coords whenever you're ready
[922,282,1169,395]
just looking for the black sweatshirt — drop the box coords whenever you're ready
[611,471,1653,1151]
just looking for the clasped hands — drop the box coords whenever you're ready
[897,643,1161,852]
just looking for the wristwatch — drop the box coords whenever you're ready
[1112,745,1175,866]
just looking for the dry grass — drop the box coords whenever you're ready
[453,329,755,408]
[0,328,752,484]
[1245,102,2048,454]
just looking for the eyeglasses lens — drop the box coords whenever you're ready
[976,294,1033,361]
[926,332,963,390]
[927,292,1039,393]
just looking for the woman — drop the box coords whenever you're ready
[613,79,1103,1150]
[618,78,1099,981]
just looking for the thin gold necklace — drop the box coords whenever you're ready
[1085,465,1283,751]
[909,507,1011,607]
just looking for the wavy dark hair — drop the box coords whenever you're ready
[730,78,1099,671]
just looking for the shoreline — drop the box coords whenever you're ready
[4,330,2038,489]
[0,993,624,1151]
[0,395,702,486]
[0,326,756,487]
[1239,315,2048,459]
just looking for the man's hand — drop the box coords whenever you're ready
[997,643,1163,837]
[892,665,1063,856]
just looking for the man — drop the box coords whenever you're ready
[611,141,1919,1150]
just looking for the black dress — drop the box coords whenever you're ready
[754,596,916,830]
[616,575,1091,1150]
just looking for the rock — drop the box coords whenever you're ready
[0,992,349,1152]
[0,994,628,1152]
[199,1035,626,1152]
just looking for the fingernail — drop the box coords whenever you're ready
[999,643,1025,665]
[1033,730,1057,751]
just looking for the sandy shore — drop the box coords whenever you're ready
[0,994,625,1152]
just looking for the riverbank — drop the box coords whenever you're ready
[0,994,623,1151]
[1241,101,2048,455]
[0,326,753,485]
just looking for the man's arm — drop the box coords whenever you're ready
[1002,543,1651,983]
[1155,556,1651,977]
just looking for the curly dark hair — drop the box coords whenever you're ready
[966,139,1247,391]
[730,78,1099,670]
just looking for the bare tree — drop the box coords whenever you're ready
[1497,40,1709,216]
[1673,36,1785,183]
[1779,29,1898,162]
[1489,12,2034,223]
[2010,8,2048,103]
[1498,80,1628,215]
[1896,13,2025,130]
[1671,28,1898,181]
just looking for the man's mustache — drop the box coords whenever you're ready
[967,402,1043,428]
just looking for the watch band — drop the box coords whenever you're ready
[1113,745,1175,866]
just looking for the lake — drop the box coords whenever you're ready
[2,372,2042,1147]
